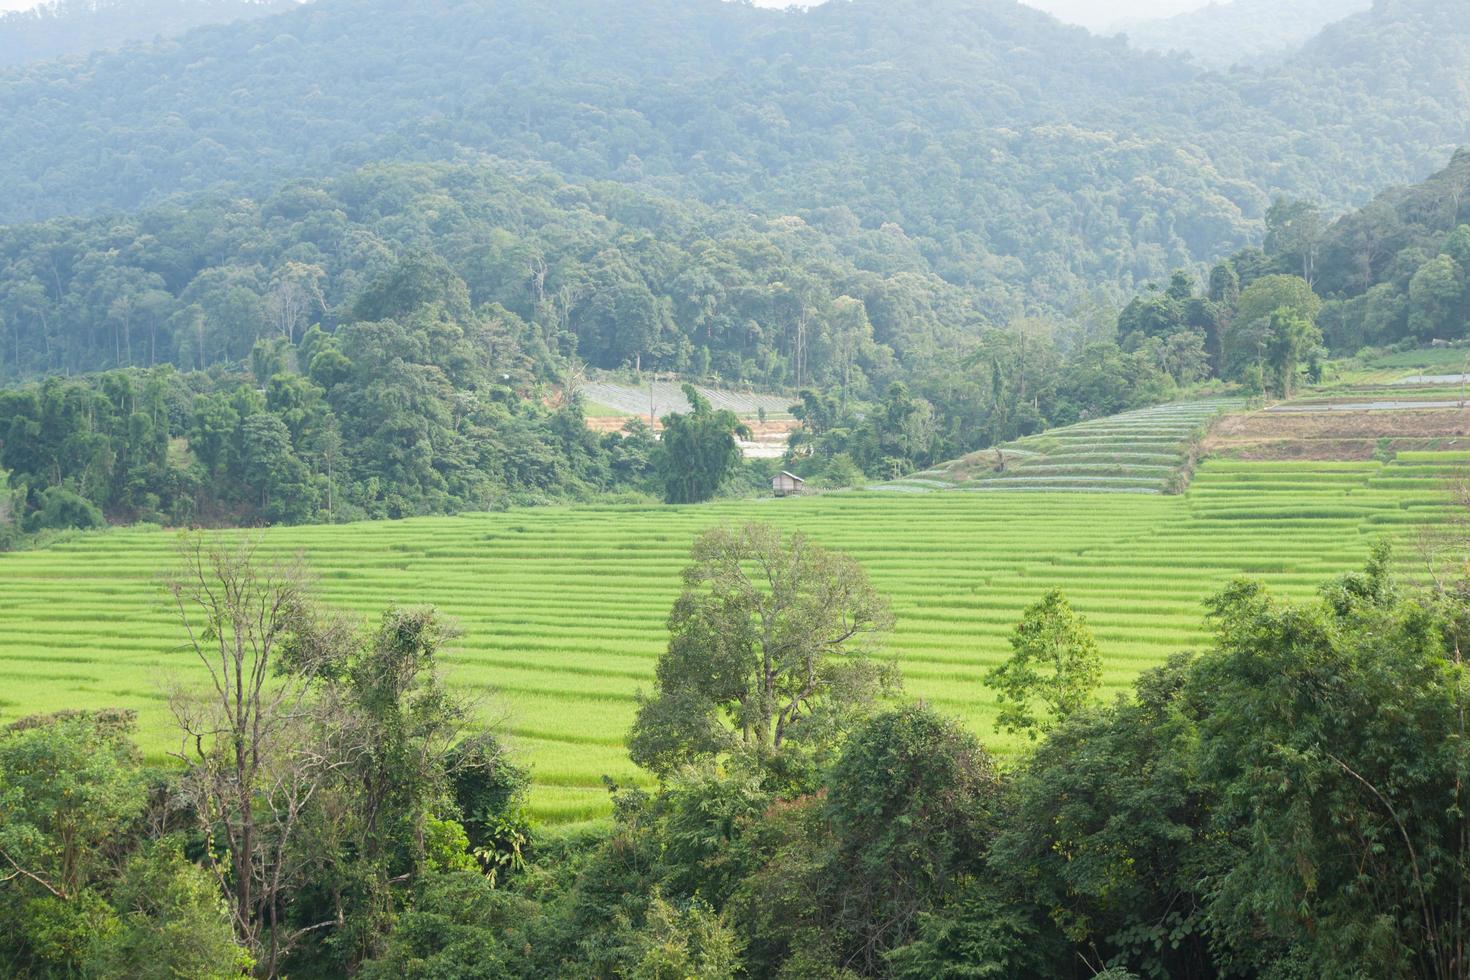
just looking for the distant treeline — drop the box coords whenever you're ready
[0,161,1209,532]
[0,252,663,535]
[1104,150,1470,398]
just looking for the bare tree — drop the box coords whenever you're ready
[166,534,357,978]
[265,262,327,344]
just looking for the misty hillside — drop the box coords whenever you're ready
[0,0,298,68]
[1119,0,1373,68]
[0,0,1467,317]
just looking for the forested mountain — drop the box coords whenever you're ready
[1310,149,1470,350]
[0,0,299,68]
[1090,149,1470,415]
[0,0,1467,317]
[1119,0,1371,68]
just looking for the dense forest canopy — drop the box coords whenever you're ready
[6,148,1470,535]
[0,0,1466,316]
[0,0,299,68]
[0,161,978,384]
[0,163,1187,533]
[1131,149,1470,356]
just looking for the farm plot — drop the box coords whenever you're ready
[578,379,793,418]
[875,397,1240,493]
[0,449,1461,825]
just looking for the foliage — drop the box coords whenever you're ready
[622,892,743,980]
[358,870,538,980]
[89,838,255,980]
[985,589,1103,739]
[0,161,968,390]
[0,710,147,976]
[657,385,751,505]
[885,876,1065,980]
[987,656,1213,978]
[823,706,1001,972]
[629,523,895,777]
[0,254,666,534]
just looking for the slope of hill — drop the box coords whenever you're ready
[877,397,1241,493]
[1119,0,1371,68]
[0,0,298,68]
[0,0,1466,315]
[1289,149,1469,352]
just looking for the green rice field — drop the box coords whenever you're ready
[0,452,1462,823]
[876,398,1241,494]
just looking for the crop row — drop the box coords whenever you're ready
[879,397,1241,494]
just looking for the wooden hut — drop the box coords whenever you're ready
[772,471,805,497]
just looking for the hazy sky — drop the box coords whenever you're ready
[0,0,1215,33]
[749,0,1211,32]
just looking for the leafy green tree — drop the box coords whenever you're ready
[284,606,474,973]
[447,733,531,855]
[623,892,744,980]
[829,295,873,414]
[1190,563,1470,979]
[1408,254,1466,341]
[242,412,318,523]
[1224,273,1324,383]
[629,523,894,777]
[1265,198,1326,287]
[1265,307,1323,398]
[656,385,751,505]
[23,485,104,533]
[0,711,146,903]
[824,705,1001,973]
[988,655,1212,977]
[350,252,473,325]
[358,870,538,980]
[985,590,1102,739]
[89,839,254,980]
[886,876,1064,980]
[0,711,147,976]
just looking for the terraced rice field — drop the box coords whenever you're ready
[875,398,1240,493]
[0,448,1460,824]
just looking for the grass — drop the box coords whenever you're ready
[0,449,1462,825]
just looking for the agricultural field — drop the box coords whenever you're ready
[874,398,1242,494]
[1335,346,1470,385]
[0,447,1460,825]
[578,378,793,419]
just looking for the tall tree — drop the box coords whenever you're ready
[166,535,356,978]
[985,589,1102,739]
[629,523,895,776]
[656,384,751,505]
